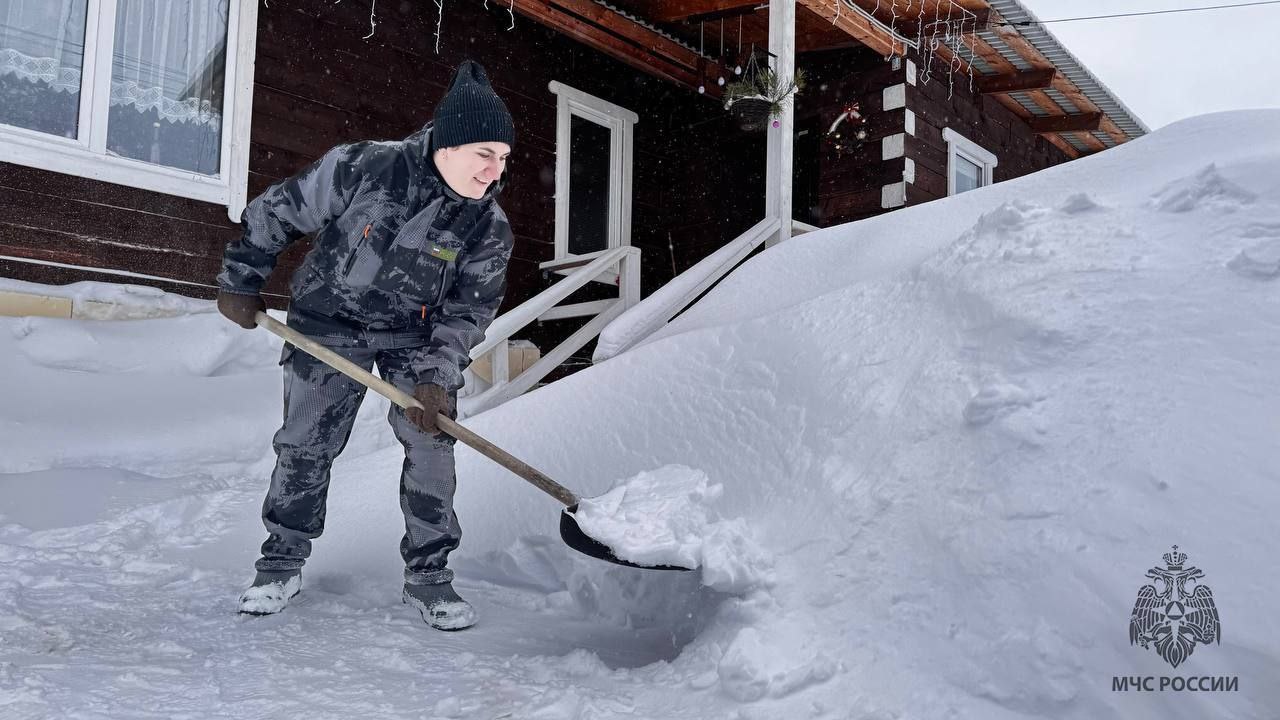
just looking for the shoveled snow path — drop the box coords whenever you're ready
[0,468,708,719]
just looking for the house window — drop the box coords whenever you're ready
[0,0,258,221]
[548,81,637,260]
[942,127,997,196]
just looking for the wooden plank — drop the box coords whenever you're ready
[819,185,882,221]
[1050,75,1129,145]
[0,258,227,302]
[0,290,74,319]
[766,0,795,245]
[988,11,1054,70]
[1026,112,1102,134]
[796,7,863,52]
[0,163,233,226]
[966,31,1020,73]
[1071,132,1107,154]
[547,0,704,69]
[1068,123,1108,152]
[511,0,727,94]
[796,0,908,58]
[985,93,1079,158]
[517,7,699,88]
[911,162,948,199]
[820,160,911,195]
[798,37,863,53]
[649,0,760,22]
[892,8,990,38]
[0,228,229,292]
[1019,88,1094,147]
[977,68,1055,95]
[0,184,234,259]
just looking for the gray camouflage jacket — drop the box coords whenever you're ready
[218,124,514,392]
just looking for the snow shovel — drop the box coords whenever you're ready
[254,312,691,571]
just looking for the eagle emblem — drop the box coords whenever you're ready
[1129,546,1221,668]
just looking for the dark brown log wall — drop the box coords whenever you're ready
[797,46,909,226]
[905,51,1071,206]
[791,44,1074,227]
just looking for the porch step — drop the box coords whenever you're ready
[468,340,541,384]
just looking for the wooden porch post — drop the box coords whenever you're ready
[765,0,796,247]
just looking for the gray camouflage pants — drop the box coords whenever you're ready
[255,343,459,586]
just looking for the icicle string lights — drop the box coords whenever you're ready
[363,0,378,39]
[828,0,977,100]
[434,0,444,53]
[718,18,726,86]
[697,20,705,93]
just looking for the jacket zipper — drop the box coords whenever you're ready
[342,223,373,276]
[431,254,452,308]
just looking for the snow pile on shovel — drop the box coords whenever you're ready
[572,465,772,592]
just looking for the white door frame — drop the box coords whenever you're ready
[548,81,638,260]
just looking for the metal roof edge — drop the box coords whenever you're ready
[987,0,1151,137]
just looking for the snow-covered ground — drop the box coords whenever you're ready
[2,110,1278,719]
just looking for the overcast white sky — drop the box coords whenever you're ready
[1015,0,1280,129]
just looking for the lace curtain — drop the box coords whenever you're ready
[1,0,229,173]
[111,0,228,130]
[0,0,87,136]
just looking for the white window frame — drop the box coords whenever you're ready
[942,127,998,196]
[0,0,259,222]
[548,81,637,261]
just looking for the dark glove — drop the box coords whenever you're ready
[405,383,455,435]
[217,290,266,329]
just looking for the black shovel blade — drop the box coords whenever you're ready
[559,504,694,571]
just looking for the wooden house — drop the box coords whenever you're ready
[0,0,1145,393]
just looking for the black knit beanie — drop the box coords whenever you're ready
[431,61,515,152]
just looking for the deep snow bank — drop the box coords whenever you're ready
[448,110,1280,716]
[0,308,396,476]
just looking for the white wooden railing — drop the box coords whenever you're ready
[591,218,820,363]
[461,217,817,413]
[791,219,821,236]
[591,217,781,363]
[459,244,640,416]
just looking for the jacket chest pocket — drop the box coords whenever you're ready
[374,232,463,311]
[339,221,375,283]
[340,209,410,288]
[424,245,459,308]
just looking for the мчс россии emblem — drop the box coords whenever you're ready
[1129,546,1221,668]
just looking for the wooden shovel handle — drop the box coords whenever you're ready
[254,312,579,507]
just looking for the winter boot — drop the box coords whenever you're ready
[237,569,302,615]
[402,581,476,631]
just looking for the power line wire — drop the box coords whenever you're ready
[997,0,1280,26]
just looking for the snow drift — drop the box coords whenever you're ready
[2,110,1278,718]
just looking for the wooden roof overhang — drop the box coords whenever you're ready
[502,0,1144,159]
[501,0,733,97]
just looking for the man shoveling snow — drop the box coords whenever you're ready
[217,60,515,630]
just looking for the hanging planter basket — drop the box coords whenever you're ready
[722,52,805,134]
[727,96,774,132]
